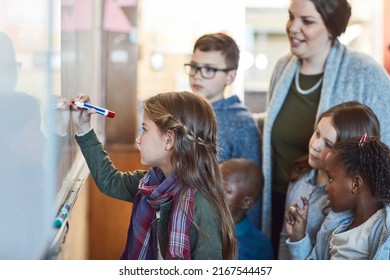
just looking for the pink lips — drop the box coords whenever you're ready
[309,152,318,161]
[191,84,203,91]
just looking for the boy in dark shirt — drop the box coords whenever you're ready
[220,159,273,259]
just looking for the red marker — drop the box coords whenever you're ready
[74,101,115,118]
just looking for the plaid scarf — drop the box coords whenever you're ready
[121,167,195,260]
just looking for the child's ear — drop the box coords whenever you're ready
[241,195,254,210]
[351,176,364,194]
[163,130,175,151]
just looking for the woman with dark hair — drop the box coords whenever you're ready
[259,0,390,257]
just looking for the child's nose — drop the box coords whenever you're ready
[312,139,322,151]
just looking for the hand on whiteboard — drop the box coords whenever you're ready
[52,97,70,136]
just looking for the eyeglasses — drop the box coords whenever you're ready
[184,63,234,79]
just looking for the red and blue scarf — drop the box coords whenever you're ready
[121,167,195,259]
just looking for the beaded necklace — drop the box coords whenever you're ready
[294,69,323,95]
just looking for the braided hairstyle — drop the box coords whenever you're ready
[331,136,390,205]
[143,91,236,259]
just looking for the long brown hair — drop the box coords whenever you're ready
[290,101,380,181]
[144,91,236,259]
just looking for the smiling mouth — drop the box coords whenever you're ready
[290,37,305,46]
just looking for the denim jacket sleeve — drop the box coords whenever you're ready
[286,234,314,260]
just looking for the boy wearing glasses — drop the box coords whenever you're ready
[185,33,262,229]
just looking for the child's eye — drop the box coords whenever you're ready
[325,141,334,148]
[328,176,333,183]
[203,67,217,74]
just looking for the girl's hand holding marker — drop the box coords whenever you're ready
[72,100,115,118]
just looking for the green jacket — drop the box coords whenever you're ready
[75,129,223,259]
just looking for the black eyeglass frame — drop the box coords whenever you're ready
[184,63,235,79]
